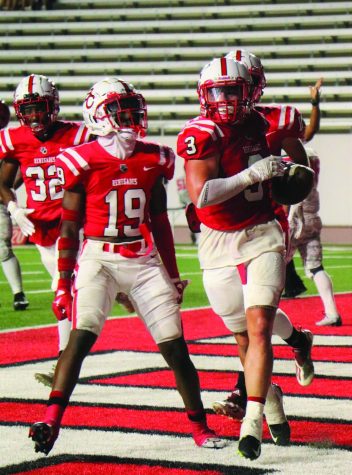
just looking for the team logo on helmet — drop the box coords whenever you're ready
[82,77,147,138]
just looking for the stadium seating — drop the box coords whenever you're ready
[0,0,351,133]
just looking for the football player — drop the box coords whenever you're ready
[0,100,29,310]
[0,75,90,382]
[287,147,342,326]
[28,77,224,456]
[177,57,290,460]
[227,50,323,299]
[208,50,316,424]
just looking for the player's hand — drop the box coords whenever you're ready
[247,156,285,184]
[172,278,190,305]
[52,278,73,321]
[185,202,201,233]
[116,292,135,313]
[7,201,35,236]
[309,78,323,103]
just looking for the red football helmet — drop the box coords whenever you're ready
[226,49,266,104]
[0,101,10,129]
[13,74,59,135]
[198,57,251,124]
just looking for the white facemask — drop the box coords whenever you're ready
[98,129,137,160]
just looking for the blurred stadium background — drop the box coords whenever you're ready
[0,0,351,244]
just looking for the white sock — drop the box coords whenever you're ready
[273,308,294,340]
[313,270,339,317]
[58,319,72,353]
[1,256,23,294]
[240,401,264,441]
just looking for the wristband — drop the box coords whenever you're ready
[58,237,80,251]
[62,208,82,222]
[311,99,319,106]
[58,256,76,272]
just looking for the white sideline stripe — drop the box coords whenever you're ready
[2,351,350,399]
[1,425,351,475]
[201,335,352,346]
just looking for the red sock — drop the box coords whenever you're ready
[186,408,206,422]
[44,390,68,427]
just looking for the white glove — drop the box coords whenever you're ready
[7,201,35,236]
[288,203,305,240]
[246,156,285,184]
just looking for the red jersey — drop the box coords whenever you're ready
[56,139,175,239]
[0,121,90,245]
[177,111,275,231]
[255,105,306,234]
[255,104,305,155]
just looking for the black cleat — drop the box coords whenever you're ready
[212,389,246,420]
[268,421,291,446]
[282,283,307,298]
[13,292,29,310]
[29,422,58,455]
[238,435,261,460]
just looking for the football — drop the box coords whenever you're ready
[272,162,315,205]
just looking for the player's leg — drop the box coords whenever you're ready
[282,259,307,298]
[238,251,285,460]
[203,265,248,419]
[131,259,225,449]
[34,243,72,386]
[302,239,342,326]
[0,203,28,309]
[29,252,116,454]
[273,308,314,386]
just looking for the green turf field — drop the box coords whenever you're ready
[0,243,351,331]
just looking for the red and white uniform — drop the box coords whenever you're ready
[56,138,181,343]
[177,111,275,232]
[256,104,306,240]
[57,139,174,239]
[177,112,285,333]
[256,104,305,155]
[0,122,90,247]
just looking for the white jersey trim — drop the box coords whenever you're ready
[0,129,15,152]
[73,123,88,146]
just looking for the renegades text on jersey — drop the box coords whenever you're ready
[177,110,274,231]
[0,122,90,246]
[56,139,175,239]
